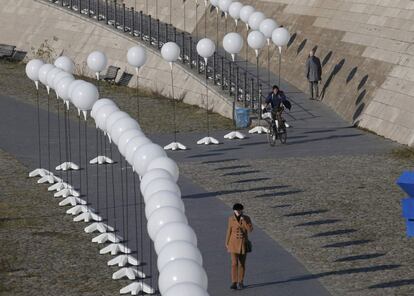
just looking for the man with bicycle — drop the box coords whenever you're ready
[264,85,291,131]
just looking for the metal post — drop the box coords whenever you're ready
[79,0,82,14]
[87,0,91,17]
[97,0,100,20]
[189,36,193,69]
[131,7,135,35]
[221,57,224,90]
[236,66,239,102]
[61,0,64,7]
[114,0,117,28]
[250,78,254,109]
[229,61,233,95]
[140,11,143,40]
[197,41,200,73]
[105,0,109,24]
[149,15,152,45]
[165,23,169,42]
[122,3,126,32]
[213,53,216,85]
[181,32,185,64]
[243,71,247,106]
[173,27,177,43]
[157,19,160,48]
[70,0,72,10]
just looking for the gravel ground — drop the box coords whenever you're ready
[0,60,233,134]
[180,152,414,296]
[0,149,132,296]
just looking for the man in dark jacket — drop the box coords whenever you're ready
[305,50,322,100]
[264,85,291,128]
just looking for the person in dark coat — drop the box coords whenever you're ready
[264,85,291,129]
[305,50,322,100]
[225,203,253,290]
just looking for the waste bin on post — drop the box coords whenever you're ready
[235,107,250,129]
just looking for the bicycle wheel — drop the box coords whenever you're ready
[278,126,287,144]
[267,124,277,146]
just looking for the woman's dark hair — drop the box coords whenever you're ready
[233,203,244,211]
[272,85,279,90]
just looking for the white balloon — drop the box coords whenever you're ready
[127,46,147,69]
[145,191,184,219]
[105,111,130,135]
[196,38,215,59]
[272,27,291,47]
[87,51,107,73]
[210,0,219,7]
[161,42,180,63]
[140,169,174,195]
[52,71,73,91]
[218,0,233,13]
[26,59,44,83]
[248,11,266,31]
[157,241,202,271]
[223,32,243,60]
[91,98,116,119]
[95,103,120,131]
[71,82,99,111]
[259,18,278,39]
[117,129,144,157]
[147,157,179,182]
[143,178,181,203]
[133,143,167,176]
[239,5,255,24]
[56,76,75,101]
[228,2,243,21]
[164,283,209,296]
[109,117,140,145]
[158,259,208,294]
[67,80,86,103]
[247,30,266,51]
[125,136,152,165]
[38,64,55,86]
[147,207,188,240]
[154,222,197,255]
[54,56,75,73]
[46,67,62,89]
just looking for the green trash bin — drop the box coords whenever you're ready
[235,107,250,128]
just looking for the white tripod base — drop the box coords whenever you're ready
[249,126,269,134]
[59,196,87,207]
[89,155,114,164]
[48,182,72,192]
[85,222,115,234]
[113,267,146,280]
[197,136,220,145]
[224,131,246,140]
[54,188,80,198]
[108,255,140,267]
[92,232,121,244]
[74,211,102,223]
[100,243,131,255]
[56,162,80,171]
[164,142,187,151]
[66,205,90,215]
[29,168,50,178]
[37,174,57,184]
[120,282,155,295]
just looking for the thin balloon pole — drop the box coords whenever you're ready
[56,97,62,176]
[169,0,172,24]
[245,25,249,69]
[119,157,126,248]
[267,41,271,85]
[256,55,261,126]
[156,0,158,19]
[278,47,281,86]
[67,106,73,185]
[47,92,51,176]
[204,2,207,37]
[84,118,89,206]
[195,1,198,39]
[95,127,100,212]
[136,68,140,119]
[170,64,177,143]
[205,63,209,137]
[215,9,219,49]
[109,142,118,234]
[64,105,69,185]
[36,87,42,169]
[78,113,82,192]
[146,0,148,14]
[132,173,142,286]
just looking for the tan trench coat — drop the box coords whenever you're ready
[225,215,253,254]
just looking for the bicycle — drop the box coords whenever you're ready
[265,110,287,146]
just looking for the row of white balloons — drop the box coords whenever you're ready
[210,0,291,59]
[26,50,209,295]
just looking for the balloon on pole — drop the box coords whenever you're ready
[239,5,255,29]
[248,11,266,31]
[87,51,108,80]
[228,1,243,27]
[26,59,44,89]
[222,32,243,61]
[54,56,75,74]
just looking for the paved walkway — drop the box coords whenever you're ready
[0,85,397,295]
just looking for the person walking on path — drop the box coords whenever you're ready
[306,50,322,100]
[225,203,253,290]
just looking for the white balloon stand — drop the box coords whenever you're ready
[54,187,80,198]
[108,255,140,267]
[120,282,155,295]
[59,196,87,207]
[100,243,131,255]
[66,205,90,215]
[29,168,50,178]
[249,126,269,134]
[73,211,102,223]
[85,222,115,234]
[37,173,58,184]
[224,131,246,139]
[164,142,187,151]
[91,232,121,244]
[89,155,114,164]
[113,267,146,280]
[55,162,80,171]
[48,181,72,192]
[197,136,220,145]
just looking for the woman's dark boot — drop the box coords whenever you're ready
[230,282,237,290]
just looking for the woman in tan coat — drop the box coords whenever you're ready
[225,203,253,290]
